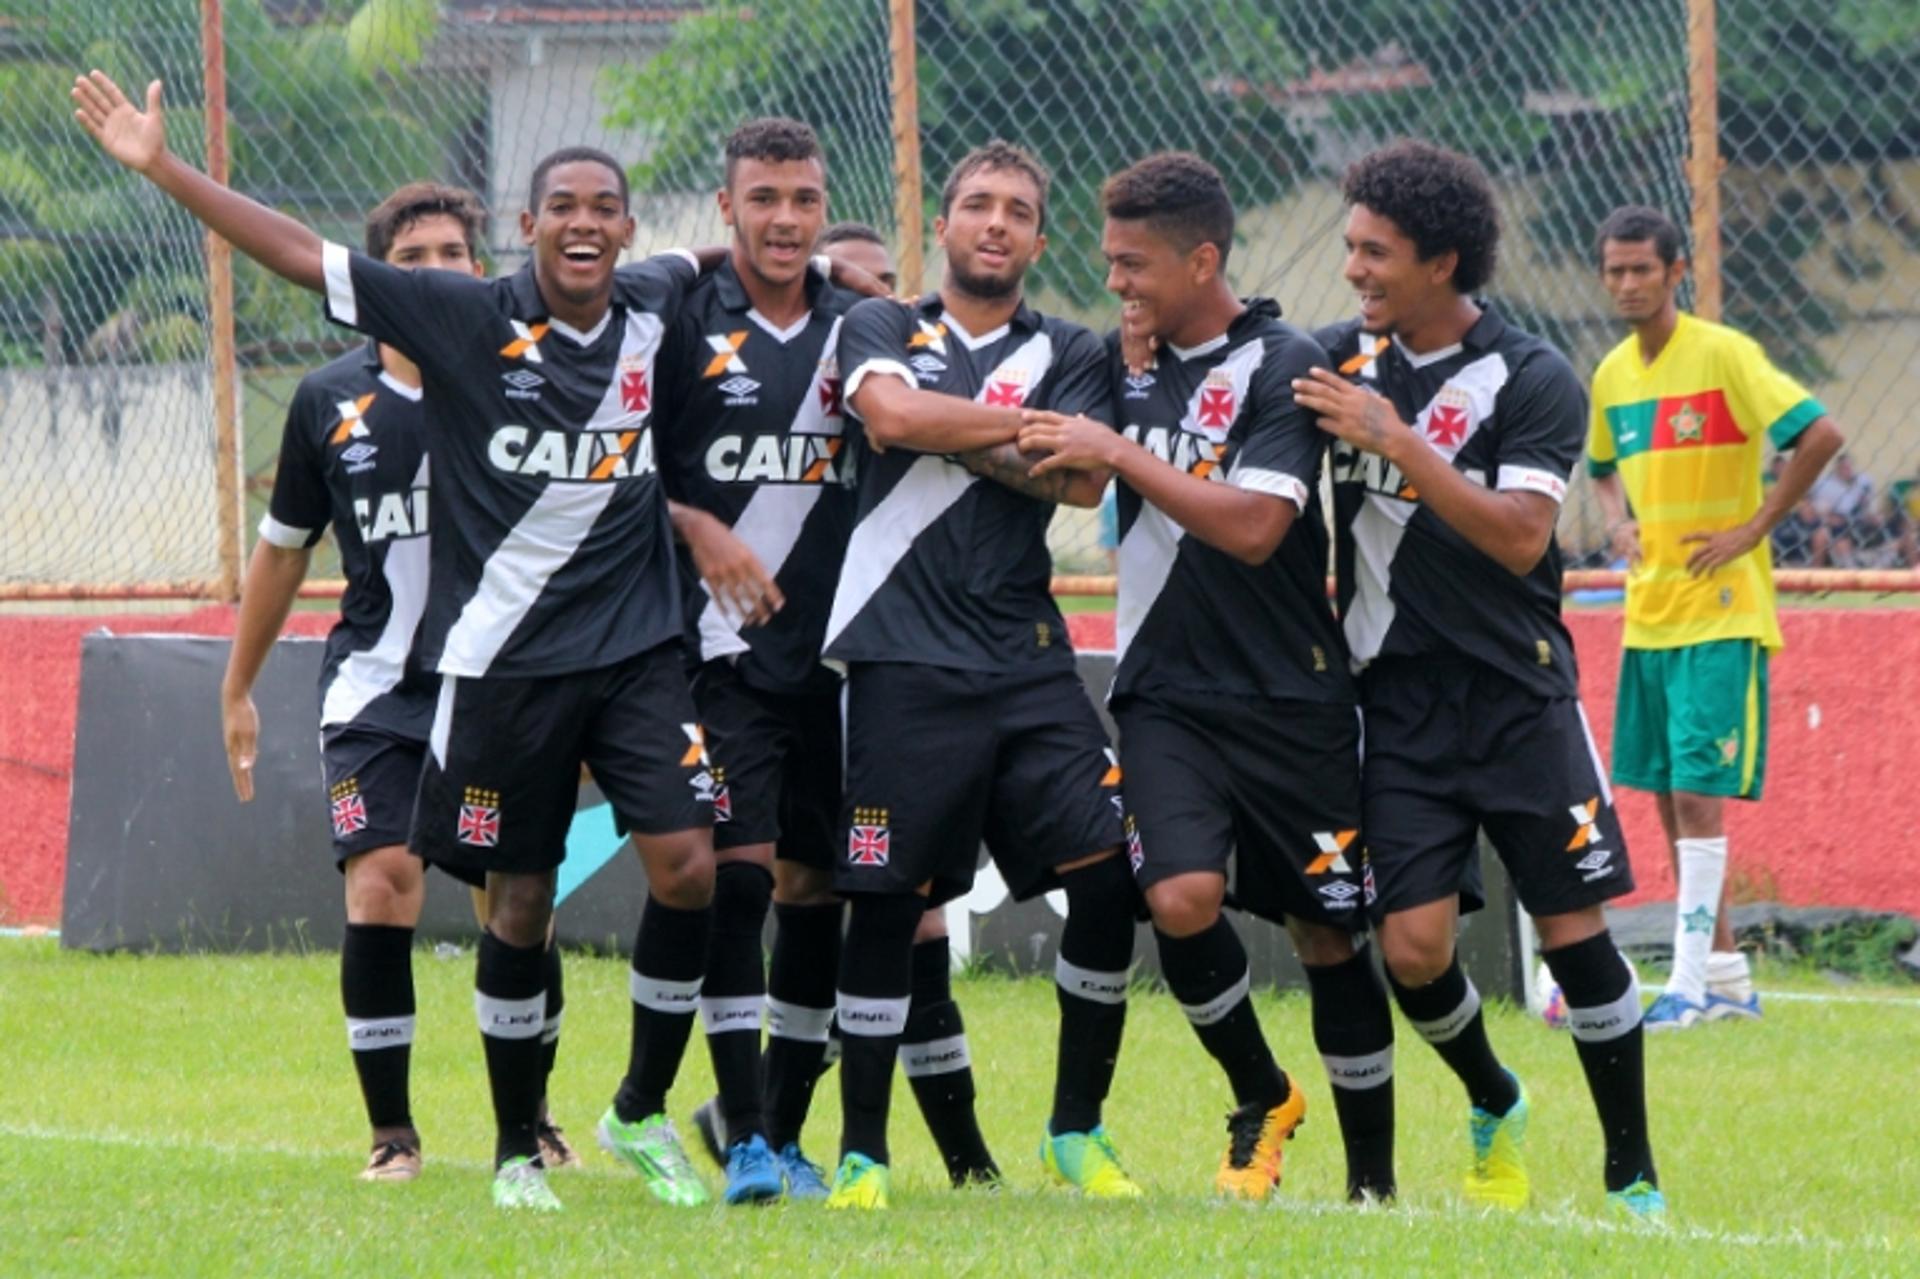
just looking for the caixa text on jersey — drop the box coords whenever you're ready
[485,425,656,481]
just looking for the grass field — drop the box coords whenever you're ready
[4,940,1916,1276]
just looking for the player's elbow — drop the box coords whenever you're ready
[1226,504,1295,566]
[1797,416,1844,466]
[1495,528,1555,577]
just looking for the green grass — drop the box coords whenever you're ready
[3,940,1915,1276]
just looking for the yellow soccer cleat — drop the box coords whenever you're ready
[824,1152,891,1210]
[1463,1074,1531,1211]
[1214,1077,1307,1201]
[1041,1124,1144,1199]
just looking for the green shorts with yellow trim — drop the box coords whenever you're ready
[1612,639,1768,799]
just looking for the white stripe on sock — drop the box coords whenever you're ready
[474,991,545,1040]
[766,997,834,1044]
[836,992,909,1037]
[699,994,763,1035]
[1408,979,1481,1044]
[1179,969,1251,1027]
[1055,956,1131,1005]
[540,1008,563,1046]
[1568,961,1644,1043]
[1321,1046,1394,1090]
[629,971,702,1013]
[899,1033,971,1077]
[346,1015,415,1051]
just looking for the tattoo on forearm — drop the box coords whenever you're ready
[955,441,1071,502]
[1362,397,1386,442]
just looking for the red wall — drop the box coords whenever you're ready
[2,608,1915,926]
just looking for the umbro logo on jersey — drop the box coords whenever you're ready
[1123,372,1156,399]
[705,433,844,484]
[487,425,655,481]
[501,369,545,401]
[910,352,947,379]
[500,320,548,364]
[717,375,761,404]
[340,442,378,474]
[704,331,749,377]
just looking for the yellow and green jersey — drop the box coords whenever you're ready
[1587,313,1824,651]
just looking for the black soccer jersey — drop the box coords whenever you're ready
[1318,305,1584,698]
[261,341,436,737]
[824,293,1111,673]
[321,244,698,679]
[656,259,855,694]
[1110,300,1352,703]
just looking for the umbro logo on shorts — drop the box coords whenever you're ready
[1318,880,1361,910]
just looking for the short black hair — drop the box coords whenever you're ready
[1342,140,1500,294]
[1594,204,1684,268]
[528,145,628,213]
[1102,151,1235,265]
[365,182,485,262]
[941,139,1050,231]
[725,117,824,187]
[819,220,886,248]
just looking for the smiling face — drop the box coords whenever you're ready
[1599,237,1685,326]
[1341,203,1459,335]
[937,165,1046,301]
[519,158,635,315]
[1101,215,1216,343]
[721,154,827,291]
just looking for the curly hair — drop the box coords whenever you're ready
[724,116,824,187]
[1341,140,1500,294]
[940,139,1050,230]
[1101,151,1235,265]
[365,182,485,262]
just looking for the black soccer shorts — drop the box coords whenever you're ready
[833,661,1124,905]
[1359,657,1633,921]
[1115,692,1367,930]
[689,659,842,867]
[411,640,715,880]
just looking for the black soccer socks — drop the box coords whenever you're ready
[1156,917,1289,1108]
[1051,855,1137,1135]
[901,934,999,1184]
[1544,930,1656,1192]
[1303,946,1397,1200]
[342,922,416,1134]
[764,900,842,1150]
[613,895,709,1124]
[476,928,547,1166]
[835,893,924,1164]
[702,862,773,1144]
[1389,956,1519,1117]
[541,939,564,1095]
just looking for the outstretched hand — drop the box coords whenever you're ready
[72,71,167,174]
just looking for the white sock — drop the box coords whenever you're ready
[1707,949,1751,991]
[1670,836,1728,1002]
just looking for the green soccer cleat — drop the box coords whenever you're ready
[596,1107,711,1206]
[1607,1178,1669,1228]
[1463,1075,1530,1211]
[824,1152,891,1210]
[1041,1124,1144,1199]
[491,1156,562,1212]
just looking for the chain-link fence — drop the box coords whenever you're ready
[2,0,1915,596]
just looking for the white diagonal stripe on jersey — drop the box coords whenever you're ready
[346,1015,415,1051]
[824,453,978,650]
[630,971,703,1012]
[323,457,432,727]
[765,997,834,1043]
[1344,494,1411,668]
[322,240,356,327]
[1179,968,1252,1027]
[1115,504,1184,672]
[696,317,843,661]
[899,1033,972,1077]
[429,673,456,769]
[475,991,545,1040]
[1408,351,1508,465]
[698,994,764,1035]
[438,310,666,677]
[1180,335,1263,445]
[1320,1046,1394,1090]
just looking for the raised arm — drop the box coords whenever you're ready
[72,72,325,292]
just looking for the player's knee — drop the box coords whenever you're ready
[1145,875,1223,939]
[912,906,949,943]
[1286,918,1358,968]
[343,846,424,925]
[1670,790,1722,834]
[1378,925,1452,988]
[773,860,837,907]
[637,831,715,910]
[486,874,553,948]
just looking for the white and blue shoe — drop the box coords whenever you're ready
[777,1142,832,1200]
[1704,988,1763,1022]
[1643,990,1709,1032]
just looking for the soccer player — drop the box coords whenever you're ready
[1018,152,1397,1203]
[1586,205,1843,1030]
[821,140,1140,1209]
[1292,141,1665,1222]
[671,184,1002,1195]
[75,71,727,1213]
[221,181,567,1180]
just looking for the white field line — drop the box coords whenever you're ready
[4,1122,1905,1255]
[1641,982,1920,1007]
